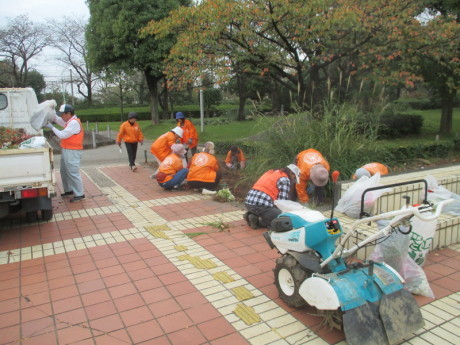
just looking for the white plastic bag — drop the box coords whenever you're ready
[30,100,57,131]
[369,220,434,298]
[408,212,437,266]
[425,175,460,216]
[19,136,47,149]
[336,174,391,218]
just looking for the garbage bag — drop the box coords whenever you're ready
[19,136,47,149]
[369,220,434,298]
[30,100,57,131]
[408,212,437,266]
[425,175,460,216]
[336,173,391,218]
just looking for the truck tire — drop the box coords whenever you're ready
[274,254,311,308]
[26,211,38,223]
[41,209,53,221]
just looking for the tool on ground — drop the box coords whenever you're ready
[263,174,453,345]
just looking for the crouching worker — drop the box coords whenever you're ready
[295,149,330,204]
[186,142,221,194]
[156,144,188,190]
[225,145,246,169]
[353,162,389,179]
[244,164,300,229]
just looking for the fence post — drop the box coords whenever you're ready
[144,150,148,163]
[92,130,97,149]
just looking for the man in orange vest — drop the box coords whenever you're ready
[187,141,221,194]
[353,163,389,179]
[176,112,198,160]
[295,149,330,204]
[244,164,300,229]
[150,127,183,177]
[46,104,85,202]
[116,112,144,172]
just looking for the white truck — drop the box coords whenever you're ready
[0,88,56,222]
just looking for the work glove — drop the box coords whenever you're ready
[116,142,121,147]
[45,122,54,129]
[140,141,143,146]
[188,138,193,145]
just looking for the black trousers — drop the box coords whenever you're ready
[125,142,138,167]
[187,171,222,191]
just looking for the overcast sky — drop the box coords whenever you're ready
[0,0,90,85]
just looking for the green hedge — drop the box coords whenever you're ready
[378,114,423,138]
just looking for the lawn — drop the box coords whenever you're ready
[83,107,459,145]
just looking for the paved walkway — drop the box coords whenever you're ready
[0,163,459,345]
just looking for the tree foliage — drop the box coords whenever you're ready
[144,0,459,121]
[86,0,192,124]
[0,15,50,88]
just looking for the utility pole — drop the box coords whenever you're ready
[69,69,75,105]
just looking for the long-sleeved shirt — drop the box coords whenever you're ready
[50,114,81,139]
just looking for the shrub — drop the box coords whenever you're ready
[378,114,423,138]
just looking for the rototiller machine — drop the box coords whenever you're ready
[263,172,452,345]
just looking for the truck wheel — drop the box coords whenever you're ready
[26,211,38,223]
[274,254,311,308]
[41,209,53,221]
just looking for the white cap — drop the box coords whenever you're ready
[310,164,329,187]
[171,127,183,138]
[355,167,371,179]
[287,164,300,184]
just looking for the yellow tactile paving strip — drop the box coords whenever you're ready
[2,164,459,345]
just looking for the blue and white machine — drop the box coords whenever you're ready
[263,174,452,345]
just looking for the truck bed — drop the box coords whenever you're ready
[0,143,55,190]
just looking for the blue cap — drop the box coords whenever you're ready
[175,112,185,119]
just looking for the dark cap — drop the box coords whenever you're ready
[56,104,74,116]
[128,112,138,119]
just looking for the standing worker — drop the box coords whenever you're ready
[116,112,144,172]
[225,145,246,169]
[186,142,221,194]
[150,127,183,177]
[353,163,389,179]
[46,104,85,202]
[175,112,198,159]
[295,149,330,204]
[244,164,300,229]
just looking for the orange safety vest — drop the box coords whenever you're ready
[116,121,144,143]
[150,131,178,162]
[187,152,219,183]
[225,149,246,164]
[353,162,389,179]
[295,149,330,203]
[157,154,184,183]
[252,170,289,201]
[61,118,84,150]
[177,119,198,149]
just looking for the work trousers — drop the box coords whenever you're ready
[125,142,138,167]
[159,168,189,190]
[61,149,84,196]
[187,171,222,191]
[245,204,282,228]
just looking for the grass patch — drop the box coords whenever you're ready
[184,232,208,238]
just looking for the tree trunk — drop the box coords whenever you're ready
[162,82,169,120]
[144,68,160,124]
[439,88,455,135]
[236,74,246,121]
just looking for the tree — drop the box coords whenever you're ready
[0,15,50,87]
[49,17,99,105]
[144,0,458,115]
[86,0,192,124]
[27,70,46,101]
[416,1,460,135]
